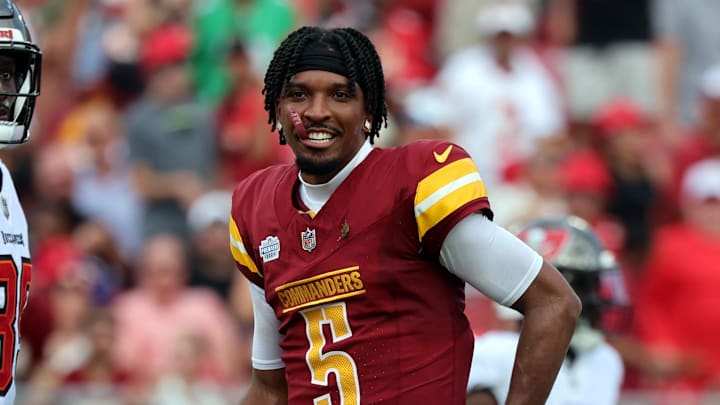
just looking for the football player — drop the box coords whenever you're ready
[0,1,41,404]
[230,26,580,404]
[467,216,627,405]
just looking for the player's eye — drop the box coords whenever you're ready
[0,71,12,81]
[333,91,351,100]
[285,89,306,99]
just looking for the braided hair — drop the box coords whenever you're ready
[262,26,388,144]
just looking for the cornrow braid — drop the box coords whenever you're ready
[262,26,388,144]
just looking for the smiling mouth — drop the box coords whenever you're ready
[306,131,334,144]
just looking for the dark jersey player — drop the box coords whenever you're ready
[230,26,580,405]
[0,1,42,404]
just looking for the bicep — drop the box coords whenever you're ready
[440,213,542,305]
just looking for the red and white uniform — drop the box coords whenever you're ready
[0,162,31,405]
[230,140,541,404]
[468,330,623,405]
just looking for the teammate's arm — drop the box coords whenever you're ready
[240,368,288,405]
[506,261,580,404]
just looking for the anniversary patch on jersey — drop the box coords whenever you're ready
[259,235,280,263]
[414,157,487,239]
[275,266,365,313]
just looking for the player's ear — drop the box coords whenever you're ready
[363,114,373,133]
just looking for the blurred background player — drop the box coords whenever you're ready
[0,1,42,404]
[467,216,627,405]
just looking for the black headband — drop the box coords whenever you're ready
[289,40,349,78]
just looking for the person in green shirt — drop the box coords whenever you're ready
[191,0,296,103]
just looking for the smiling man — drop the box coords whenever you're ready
[230,26,580,405]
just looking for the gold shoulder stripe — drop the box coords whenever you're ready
[229,217,261,277]
[414,158,487,239]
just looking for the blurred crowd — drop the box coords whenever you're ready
[8,0,720,403]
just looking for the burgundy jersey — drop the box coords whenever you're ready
[230,140,492,404]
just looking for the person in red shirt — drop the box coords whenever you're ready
[216,40,291,187]
[635,158,720,391]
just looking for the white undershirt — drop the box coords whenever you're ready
[298,140,374,213]
[248,140,542,369]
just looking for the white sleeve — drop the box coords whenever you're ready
[439,213,542,306]
[248,281,285,370]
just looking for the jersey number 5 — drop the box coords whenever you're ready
[0,257,30,395]
[300,302,360,405]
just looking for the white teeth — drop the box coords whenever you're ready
[307,132,333,142]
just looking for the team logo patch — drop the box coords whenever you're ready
[259,235,280,263]
[520,227,569,260]
[301,227,316,252]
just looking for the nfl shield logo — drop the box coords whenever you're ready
[301,227,316,252]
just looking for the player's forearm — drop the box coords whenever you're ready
[240,386,287,405]
[505,297,579,404]
[240,368,288,405]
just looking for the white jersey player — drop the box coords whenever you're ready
[467,216,628,405]
[0,1,41,404]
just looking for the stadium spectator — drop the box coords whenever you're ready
[543,0,657,121]
[434,0,542,62]
[60,309,136,404]
[23,268,95,405]
[592,98,673,268]
[654,0,720,135]
[232,25,580,404]
[149,333,231,405]
[111,234,241,390]
[216,40,291,187]
[660,64,720,224]
[71,220,131,304]
[69,101,143,259]
[125,23,218,243]
[559,148,625,258]
[634,158,720,391]
[489,147,569,229]
[674,64,720,187]
[436,0,566,188]
[186,189,255,380]
[190,0,296,102]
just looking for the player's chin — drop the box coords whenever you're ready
[295,153,343,176]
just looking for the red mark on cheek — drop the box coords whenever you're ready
[288,108,307,139]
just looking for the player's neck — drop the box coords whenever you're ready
[299,140,373,212]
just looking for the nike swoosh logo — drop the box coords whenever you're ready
[433,145,453,163]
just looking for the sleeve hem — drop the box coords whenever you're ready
[251,357,286,370]
[499,253,543,306]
